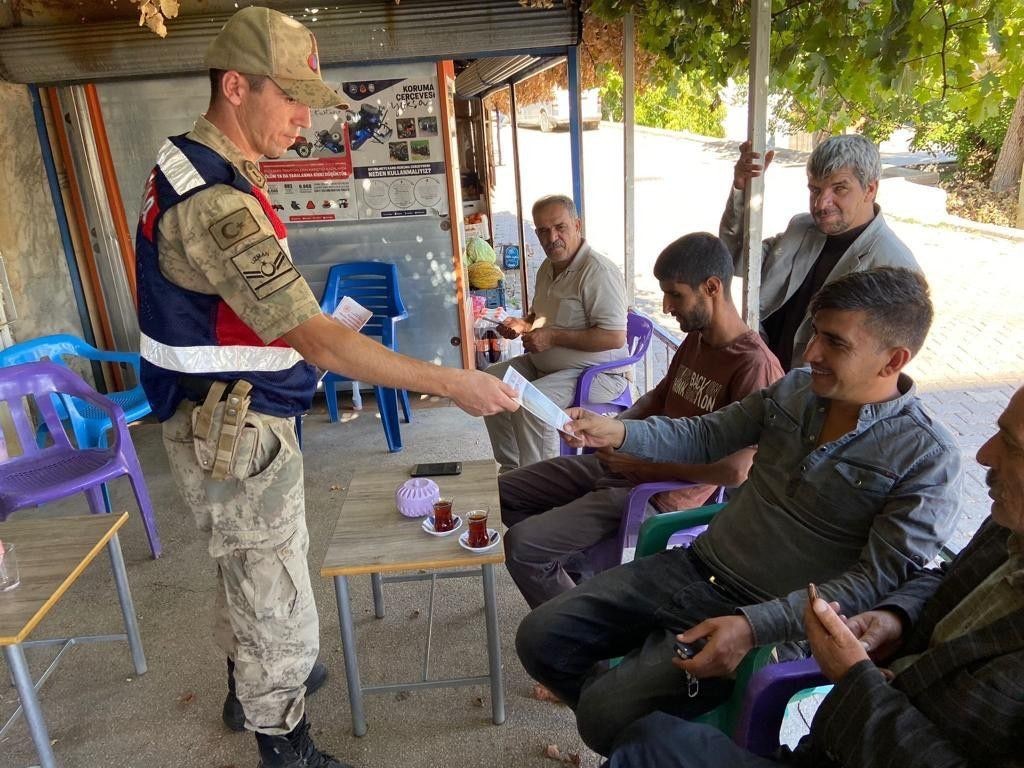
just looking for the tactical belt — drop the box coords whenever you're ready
[189,378,254,481]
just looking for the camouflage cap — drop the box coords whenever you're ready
[205,6,348,109]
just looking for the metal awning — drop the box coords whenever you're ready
[0,0,579,85]
[454,55,566,99]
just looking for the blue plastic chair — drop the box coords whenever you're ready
[0,334,151,450]
[560,310,654,455]
[319,262,412,453]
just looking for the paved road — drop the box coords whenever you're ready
[491,123,1024,550]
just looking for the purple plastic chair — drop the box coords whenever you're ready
[733,656,829,755]
[0,361,162,558]
[560,310,654,456]
[584,481,725,573]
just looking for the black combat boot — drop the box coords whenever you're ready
[255,716,354,768]
[223,659,329,731]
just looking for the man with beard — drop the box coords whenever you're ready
[603,384,1024,768]
[499,232,783,609]
[721,134,919,371]
[485,194,629,472]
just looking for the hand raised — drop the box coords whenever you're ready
[733,140,775,191]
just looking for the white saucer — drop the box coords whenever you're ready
[458,528,501,552]
[422,515,463,536]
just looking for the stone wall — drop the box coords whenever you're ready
[0,80,84,347]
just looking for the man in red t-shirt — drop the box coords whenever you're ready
[500,232,784,608]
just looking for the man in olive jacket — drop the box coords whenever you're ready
[604,384,1024,768]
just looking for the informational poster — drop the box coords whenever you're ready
[259,108,356,224]
[340,75,448,219]
[258,70,447,224]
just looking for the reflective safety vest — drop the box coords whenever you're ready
[136,134,316,421]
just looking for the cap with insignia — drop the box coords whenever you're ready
[205,6,349,109]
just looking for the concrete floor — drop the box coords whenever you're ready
[1,397,599,768]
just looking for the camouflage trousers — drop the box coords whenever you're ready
[163,402,318,735]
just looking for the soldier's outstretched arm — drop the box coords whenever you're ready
[283,313,519,417]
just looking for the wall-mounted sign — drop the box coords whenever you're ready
[259,71,447,224]
[260,111,355,224]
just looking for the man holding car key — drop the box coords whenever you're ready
[514,267,964,756]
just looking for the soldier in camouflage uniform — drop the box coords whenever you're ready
[135,8,519,768]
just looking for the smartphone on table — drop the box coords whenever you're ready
[410,462,462,477]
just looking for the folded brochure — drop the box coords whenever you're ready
[502,367,573,434]
[331,296,373,332]
[321,297,374,383]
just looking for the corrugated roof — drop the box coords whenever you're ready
[0,0,579,85]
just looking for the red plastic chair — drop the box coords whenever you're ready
[0,361,161,558]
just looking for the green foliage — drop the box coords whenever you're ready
[601,69,726,137]
[911,98,1015,183]
[588,0,1024,180]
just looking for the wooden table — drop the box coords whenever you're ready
[0,513,146,768]
[320,459,504,736]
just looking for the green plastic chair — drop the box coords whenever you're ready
[633,503,831,753]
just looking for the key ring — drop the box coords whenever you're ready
[685,671,699,698]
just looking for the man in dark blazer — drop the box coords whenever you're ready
[603,384,1024,768]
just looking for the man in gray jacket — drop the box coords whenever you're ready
[515,268,962,756]
[721,135,919,370]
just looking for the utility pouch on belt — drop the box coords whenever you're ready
[191,380,255,481]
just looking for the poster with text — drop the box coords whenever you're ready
[259,108,357,224]
[339,75,448,219]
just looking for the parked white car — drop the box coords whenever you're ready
[517,88,601,132]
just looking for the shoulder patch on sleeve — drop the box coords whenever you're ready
[230,237,301,299]
[209,207,261,250]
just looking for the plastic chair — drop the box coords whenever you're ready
[633,503,830,754]
[583,481,725,574]
[0,361,162,558]
[319,262,411,453]
[0,333,151,450]
[559,310,654,455]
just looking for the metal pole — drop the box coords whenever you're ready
[333,576,367,736]
[509,84,529,310]
[370,572,385,618]
[742,0,771,330]
[107,533,147,674]
[3,645,57,768]
[567,45,585,227]
[481,564,506,725]
[623,13,636,305]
